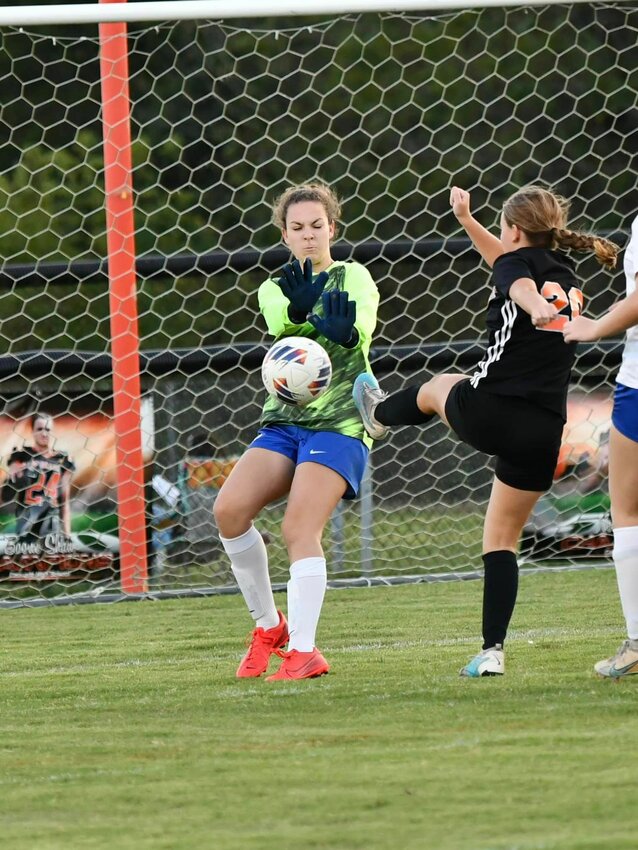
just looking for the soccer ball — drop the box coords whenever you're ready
[261,336,332,406]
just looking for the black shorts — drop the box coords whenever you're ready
[444,379,564,492]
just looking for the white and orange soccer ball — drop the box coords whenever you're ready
[261,336,332,406]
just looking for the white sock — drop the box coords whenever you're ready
[287,557,327,653]
[220,526,279,630]
[613,526,638,640]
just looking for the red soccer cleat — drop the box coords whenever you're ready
[236,611,289,678]
[265,647,330,681]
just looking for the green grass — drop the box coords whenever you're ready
[280,504,485,575]
[147,506,487,590]
[0,568,635,850]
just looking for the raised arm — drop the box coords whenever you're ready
[450,186,505,269]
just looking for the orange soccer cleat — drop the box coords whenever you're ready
[265,647,330,681]
[236,611,289,678]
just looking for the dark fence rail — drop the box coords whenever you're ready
[0,340,624,381]
[0,233,627,288]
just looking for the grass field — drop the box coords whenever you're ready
[148,506,487,590]
[1,567,636,850]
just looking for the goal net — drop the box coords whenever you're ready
[0,1,634,602]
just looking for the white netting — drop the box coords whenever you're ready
[0,4,634,601]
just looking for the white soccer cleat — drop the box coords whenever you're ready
[460,644,504,677]
[594,639,638,679]
[352,373,389,440]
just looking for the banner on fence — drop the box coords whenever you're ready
[0,397,154,581]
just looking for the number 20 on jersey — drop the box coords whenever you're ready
[538,281,584,332]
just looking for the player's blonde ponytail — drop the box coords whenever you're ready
[503,184,620,269]
[552,229,619,270]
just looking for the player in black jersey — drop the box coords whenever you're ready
[5,413,75,543]
[353,185,619,677]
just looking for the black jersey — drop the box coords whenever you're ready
[6,446,75,537]
[469,248,580,419]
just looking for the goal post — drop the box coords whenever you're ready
[0,0,633,604]
[99,1,148,593]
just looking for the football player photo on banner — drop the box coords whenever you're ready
[0,396,153,582]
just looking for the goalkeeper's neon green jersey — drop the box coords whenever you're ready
[258,260,379,448]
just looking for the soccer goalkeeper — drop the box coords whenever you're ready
[214,182,380,680]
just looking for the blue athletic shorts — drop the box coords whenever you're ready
[248,424,369,500]
[612,382,638,443]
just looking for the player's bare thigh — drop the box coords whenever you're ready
[609,425,638,527]
[281,461,348,561]
[416,373,466,424]
[213,447,295,538]
[482,477,543,553]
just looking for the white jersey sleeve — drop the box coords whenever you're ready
[617,214,638,389]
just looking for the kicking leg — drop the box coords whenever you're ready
[353,371,465,439]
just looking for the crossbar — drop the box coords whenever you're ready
[0,0,603,27]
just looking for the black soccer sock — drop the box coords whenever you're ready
[481,550,519,649]
[375,385,436,426]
